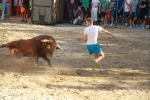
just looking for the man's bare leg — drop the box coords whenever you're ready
[93,52,105,71]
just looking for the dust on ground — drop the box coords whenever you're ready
[0,17,150,100]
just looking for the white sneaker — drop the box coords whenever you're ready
[130,26,132,29]
[125,23,128,26]
[132,22,135,26]
[110,23,114,26]
[146,25,149,29]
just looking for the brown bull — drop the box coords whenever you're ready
[0,35,63,66]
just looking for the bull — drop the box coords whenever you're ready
[0,35,63,66]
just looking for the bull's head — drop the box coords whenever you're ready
[41,39,63,58]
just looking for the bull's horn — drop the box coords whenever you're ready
[41,39,49,42]
[57,44,64,51]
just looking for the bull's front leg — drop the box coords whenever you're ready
[35,56,39,66]
[42,57,52,67]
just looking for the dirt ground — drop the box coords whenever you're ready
[0,17,150,100]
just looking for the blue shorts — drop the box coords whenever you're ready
[129,12,137,19]
[69,9,75,16]
[111,9,116,17]
[86,44,103,55]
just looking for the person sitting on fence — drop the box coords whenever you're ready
[73,7,83,25]
[129,0,138,29]
[91,0,100,25]
[68,0,77,24]
[138,0,148,30]
[110,0,116,26]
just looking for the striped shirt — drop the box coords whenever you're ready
[110,0,117,10]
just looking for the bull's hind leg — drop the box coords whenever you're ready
[42,57,52,67]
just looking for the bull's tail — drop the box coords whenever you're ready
[0,44,8,48]
[0,44,6,48]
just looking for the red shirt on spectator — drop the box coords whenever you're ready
[68,0,76,9]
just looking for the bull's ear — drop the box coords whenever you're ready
[57,44,64,51]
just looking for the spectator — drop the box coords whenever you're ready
[28,0,32,18]
[91,0,100,25]
[124,0,131,26]
[1,0,10,20]
[99,0,111,28]
[73,7,83,25]
[64,0,69,20]
[14,0,22,16]
[118,0,124,24]
[78,0,82,8]
[82,0,90,25]
[0,0,2,16]
[110,0,116,26]
[138,0,148,29]
[68,0,76,24]
[21,0,30,22]
[146,0,150,29]
[129,0,138,28]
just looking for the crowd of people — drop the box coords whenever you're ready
[0,0,150,29]
[0,0,32,22]
[65,0,150,29]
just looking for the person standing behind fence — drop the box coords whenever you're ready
[138,0,148,30]
[82,0,90,25]
[14,0,22,16]
[124,0,131,26]
[21,0,30,22]
[110,0,116,26]
[91,0,100,25]
[68,0,76,24]
[99,0,111,28]
[118,0,124,24]
[1,0,10,20]
[0,0,2,16]
[129,0,138,29]
[78,0,82,8]
[146,0,150,29]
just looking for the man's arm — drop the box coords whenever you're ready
[84,34,87,43]
[74,10,78,17]
[101,29,116,39]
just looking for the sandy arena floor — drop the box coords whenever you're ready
[0,18,150,100]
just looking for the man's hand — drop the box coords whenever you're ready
[98,10,101,14]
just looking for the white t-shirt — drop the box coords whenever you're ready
[84,25,103,45]
[124,0,131,12]
[91,0,100,10]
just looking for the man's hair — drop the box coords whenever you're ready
[85,18,93,24]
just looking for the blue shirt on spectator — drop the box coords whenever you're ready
[118,0,124,11]
[0,0,2,3]
[64,0,68,4]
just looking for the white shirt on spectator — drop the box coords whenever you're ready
[91,0,100,10]
[84,25,103,45]
[125,0,131,12]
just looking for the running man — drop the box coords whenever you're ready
[84,18,116,72]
